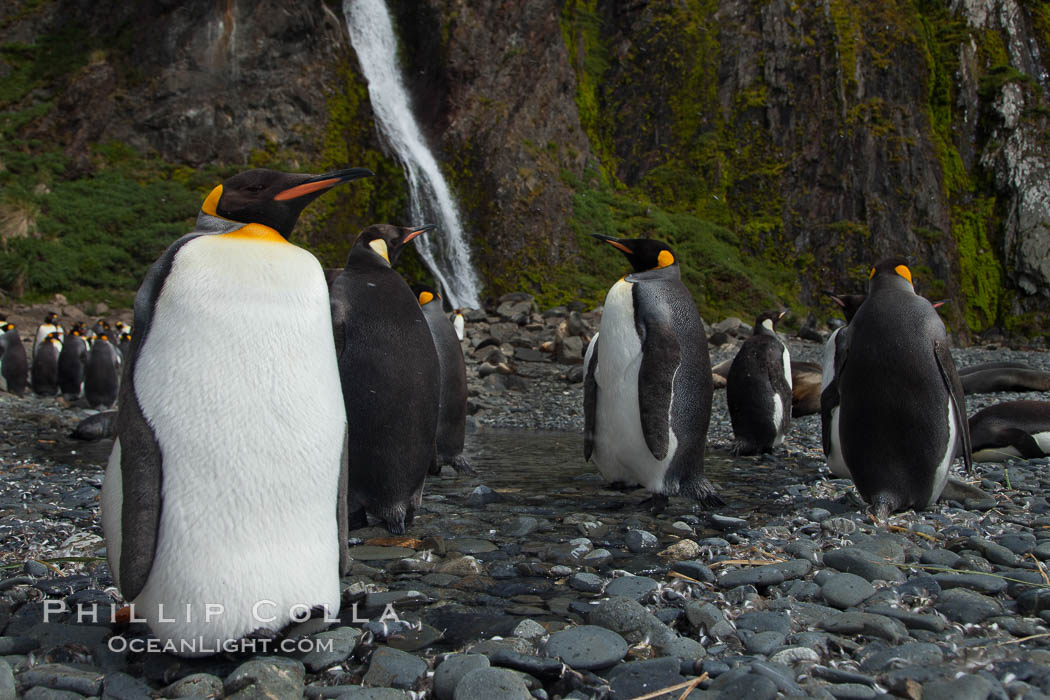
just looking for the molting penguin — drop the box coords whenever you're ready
[100,166,371,655]
[968,400,1050,462]
[84,333,121,408]
[0,322,28,395]
[822,258,972,518]
[33,312,63,360]
[58,328,89,400]
[584,235,720,509]
[412,284,472,474]
[330,224,441,534]
[31,331,62,396]
[727,310,792,455]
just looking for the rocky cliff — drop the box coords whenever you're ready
[1,0,1048,338]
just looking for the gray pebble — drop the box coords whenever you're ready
[920,548,962,568]
[19,664,103,697]
[606,657,685,699]
[0,660,15,700]
[745,630,786,655]
[361,647,428,690]
[162,673,224,698]
[434,654,489,700]
[300,626,361,673]
[921,675,997,700]
[544,625,627,670]
[100,672,151,700]
[718,565,785,589]
[454,667,530,700]
[935,588,1004,623]
[818,611,908,643]
[23,689,86,700]
[685,601,736,638]
[671,560,716,583]
[932,573,1008,595]
[822,573,875,609]
[822,547,906,582]
[735,611,791,635]
[859,642,943,672]
[624,529,659,553]
[500,516,539,538]
[826,683,878,699]
[569,573,604,593]
[714,672,778,700]
[605,575,659,600]
[225,657,305,699]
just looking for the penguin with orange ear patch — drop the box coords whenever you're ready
[412,283,472,475]
[330,224,441,534]
[823,257,972,519]
[584,235,720,510]
[101,166,372,655]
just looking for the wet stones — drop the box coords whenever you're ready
[543,625,628,670]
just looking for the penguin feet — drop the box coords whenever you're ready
[639,493,669,514]
[681,478,725,508]
[604,480,637,492]
[348,507,369,531]
[450,455,476,475]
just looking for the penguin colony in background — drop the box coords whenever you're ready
[4,165,1046,656]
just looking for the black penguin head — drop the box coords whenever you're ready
[202,167,374,238]
[97,333,110,343]
[1,323,14,333]
[754,310,787,335]
[411,283,440,307]
[44,311,58,324]
[353,224,436,267]
[121,332,132,342]
[46,332,61,343]
[868,257,915,292]
[592,235,678,273]
[822,290,867,323]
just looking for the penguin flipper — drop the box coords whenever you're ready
[637,319,680,461]
[583,333,599,461]
[934,340,973,475]
[820,329,848,457]
[115,392,163,600]
[337,428,350,575]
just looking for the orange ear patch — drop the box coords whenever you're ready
[894,264,912,283]
[657,250,675,268]
[868,267,876,279]
[418,291,435,305]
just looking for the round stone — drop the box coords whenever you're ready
[544,625,628,670]
[605,576,659,601]
[454,667,531,700]
[822,573,876,609]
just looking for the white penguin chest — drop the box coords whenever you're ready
[128,235,345,640]
[591,279,677,490]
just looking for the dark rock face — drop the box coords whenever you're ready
[21,0,351,168]
[390,0,591,290]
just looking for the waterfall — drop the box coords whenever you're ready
[343,0,482,310]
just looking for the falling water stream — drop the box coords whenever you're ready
[343,0,482,310]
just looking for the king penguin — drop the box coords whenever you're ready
[727,310,792,455]
[58,327,89,400]
[100,166,372,655]
[31,331,62,396]
[0,322,28,395]
[584,235,721,509]
[33,311,62,360]
[330,224,440,534]
[84,332,121,408]
[822,258,972,518]
[413,284,472,474]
